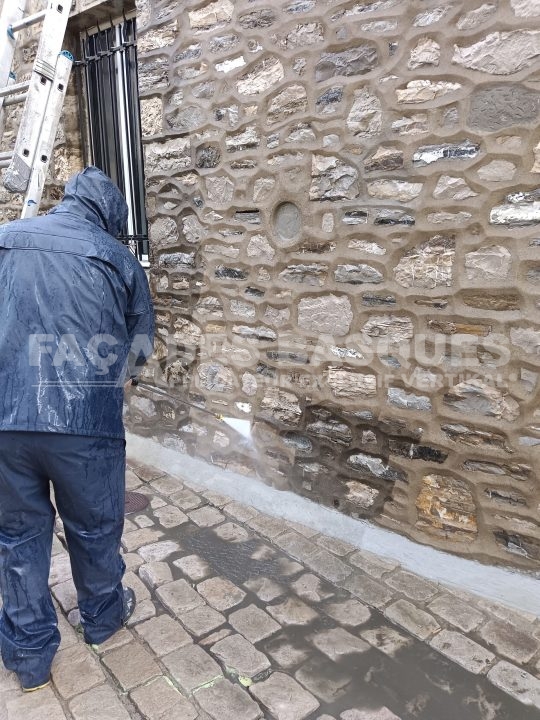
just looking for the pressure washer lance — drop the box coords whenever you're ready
[130,378,253,441]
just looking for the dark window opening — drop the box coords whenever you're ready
[78,17,148,263]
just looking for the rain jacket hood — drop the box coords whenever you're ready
[0,167,154,439]
[49,165,128,237]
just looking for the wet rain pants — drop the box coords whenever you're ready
[0,431,126,688]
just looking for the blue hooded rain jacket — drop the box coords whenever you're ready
[0,166,154,439]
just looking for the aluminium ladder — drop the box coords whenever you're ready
[0,0,72,218]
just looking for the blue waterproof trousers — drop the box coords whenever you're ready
[0,432,126,688]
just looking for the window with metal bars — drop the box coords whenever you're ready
[77,17,148,263]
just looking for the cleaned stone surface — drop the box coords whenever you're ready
[250,672,320,720]
[416,473,477,539]
[384,571,438,602]
[453,31,540,75]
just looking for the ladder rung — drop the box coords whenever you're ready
[8,10,47,37]
[4,92,28,107]
[0,80,30,98]
[0,152,13,163]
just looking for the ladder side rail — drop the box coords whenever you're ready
[4,1,71,193]
[0,0,29,138]
[21,52,72,219]
[31,2,71,84]
[3,70,53,192]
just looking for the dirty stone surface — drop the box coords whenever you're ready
[2,462,540,720]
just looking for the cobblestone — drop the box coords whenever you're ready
[267,596,318,626]
[196,678,263,720]
[101,642,161,691]
[130,676,198,720]
[197,576,246,611]
[134,614,192,655]
[341,572,394,609]
[427,593,484,632]
[174,554,212,581]
[479,619,540,664]
[157,579,205,616]
[360,625,413,657]
[323,599,371,627]
[139,560,174,588]
[311,628,370,661]
[5,687,66,720]
[162,644,223,693]
[384,570,439,603]
[69,683,131,720]
[229,604,281,642]
[250,672,320,720]
[348,552,399,579]
[179,604,226,637]
[51,645,105,700]
[210,633,271,677]
[487,661,540,708]
[430,630,495,674]
[384,600,440,640]
[188,506,226,527]
[3,461,540,720]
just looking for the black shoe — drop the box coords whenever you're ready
[122,586,136,625]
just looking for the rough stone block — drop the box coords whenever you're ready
[210,634,271,678]
[134,614,192,656]
[196,679,263,720]
[51,645,105,700]
[101,642,160,691]
[197,576,246,611]
[130,676,198,720]
[69,684,131,720]
[487,661,540,708]
[162,644,223,694]
[250,672,320,720]
[230,605,282,643]
[157,579,205,617]
[384,600,440,641]
[430,630,495,675]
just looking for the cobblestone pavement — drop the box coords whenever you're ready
[2,462,540,719]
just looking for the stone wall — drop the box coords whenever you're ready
[0,0,83,222]
[126,0,540,569]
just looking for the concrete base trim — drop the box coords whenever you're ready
[127,432,540,616]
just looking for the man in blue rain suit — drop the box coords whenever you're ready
[0,167,154,691]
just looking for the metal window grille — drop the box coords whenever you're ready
[78,18,148,263]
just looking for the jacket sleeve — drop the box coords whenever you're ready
[125,262,155,379]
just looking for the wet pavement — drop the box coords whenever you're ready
[1,460,540,720]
